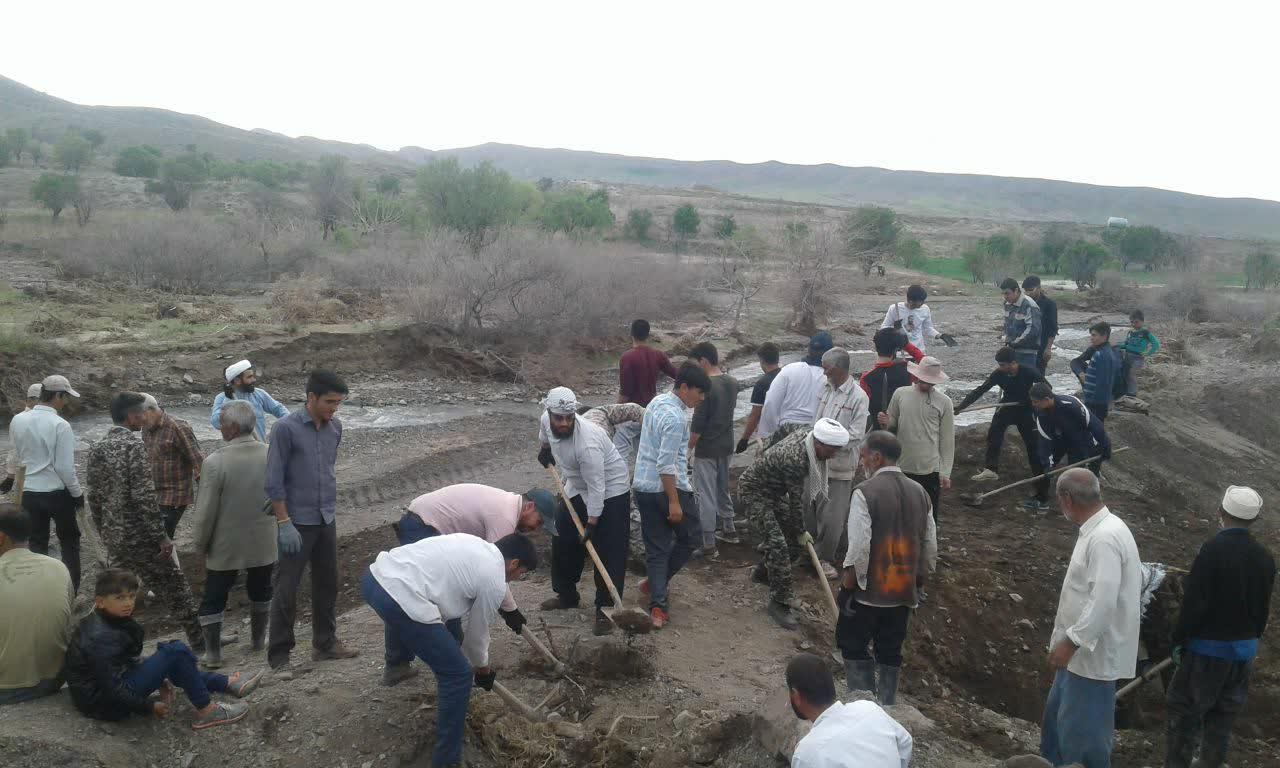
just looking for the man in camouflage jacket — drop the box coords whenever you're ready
[87,392,203,650]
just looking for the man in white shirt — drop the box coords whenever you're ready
[3,375,85,591]
[1041,469,1141,768]
[535,387,632,636]
[808,348,869,579]
[362,532,538,768]
[786,653,912,768]
[758,332,833,443]
[879,285,953,354]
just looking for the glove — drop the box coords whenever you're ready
[499,608,527,635]
[735,437,750,455]
[277,520,303,556]
[836,586,857,617]
[1171,645,1183,667]
[72,494,86,510]
[474,668,496,691]
[580,519,596,545]
[537,445,555,468]
[939,333,958,347]
[0,477,12,494]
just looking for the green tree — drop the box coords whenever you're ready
[1244,249,1280,291]
[538,190,614,236]
[961,243,990,284]
[895,237,927,269]
[376,173,402,196]
[81,128,105,153]
[536,177,554,193]
[839,206,901,276]
[624,208,653,241]
[5,128,27,164]
[1039,225,1071,274]
[30,173,79,221]
[1063,240,1109,288]
[27,141,43,166]
[307,155,353,238]
[1115,225,1177,271]
[53,132,92,172]
[672,204,700,241]
[114,146,162,178]
[145,152,210,211]
[415,157,521,251]
[713,214,736,239]
[783,220,810,251]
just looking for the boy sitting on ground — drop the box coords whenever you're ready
[64,568,261,730]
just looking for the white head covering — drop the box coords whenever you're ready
[542,386,579,415]
[1221,485,1262,521]
[812,417,850,448]
[26,383,41,399]
[225,359,252,384]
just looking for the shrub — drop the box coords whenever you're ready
[672,204,700,240]
[895,237,927,269]
[31,174,79,221]
[1161,273,1214,323]
[713,214,736,239]
[624,209,653,241]
[1244,249,1280,291]
[145,153,210,211]
[1063,240,1109,288]
[53,132,91,172]
[839,206,901,276]
[538,190,614,237]
[114,146,162,178]
[415,157,521,251]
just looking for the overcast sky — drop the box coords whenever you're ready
[3,1,1277,201]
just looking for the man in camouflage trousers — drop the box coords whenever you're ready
[741,419,849,631]
[87,392,203,651]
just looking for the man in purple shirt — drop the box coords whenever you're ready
[264,370,357,672]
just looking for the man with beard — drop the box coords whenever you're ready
[210,359,290,442]
[786,653,913,768]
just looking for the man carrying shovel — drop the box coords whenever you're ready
[957,346,1049,509]
[1029,382,1112,482]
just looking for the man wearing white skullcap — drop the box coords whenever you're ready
[1166,485,1275,768]
[209,359,289,442]
[536,387,632,636]
[738,418,848,630]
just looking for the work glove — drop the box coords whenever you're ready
[537,445,555,468]
[735,437,750,455]
[72,494,86,510]
[499,608,527,635]
[474,668,497,691]
[0,477,12,494]
[580,519,597,545]
[277,520,303,557]
[939,333,959,348]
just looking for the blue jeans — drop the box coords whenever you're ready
[362,570,472,768]
[391,514,462,643]
[123,641,227,710]
[1040,668,1116,768]
[636,489,699,612]
[1014,348,1041,372]
[0,677,63,705]
[1121,352,1144,397]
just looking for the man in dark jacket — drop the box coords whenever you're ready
[1023,276,1058,371]
[957,347,1049,509]
[1165,486,1276,768]
[65,569,259,730]
[859,328,923,433]
[1029,384,1111,477]
[1069,322,1121,423]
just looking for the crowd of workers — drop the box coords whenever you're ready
[0,275,1273,768]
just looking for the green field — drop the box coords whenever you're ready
[917,257,1245,288]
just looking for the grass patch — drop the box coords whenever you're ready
[917,257,976,283]
[1098,268,1244,288]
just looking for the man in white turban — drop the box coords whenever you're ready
[209,359,289,442]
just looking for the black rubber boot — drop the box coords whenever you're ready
[200,616,224,669]
[250,600,271,651]
[877,664,900,705]
[845,659,876,695]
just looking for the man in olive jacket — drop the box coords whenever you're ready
[192,400,277,667]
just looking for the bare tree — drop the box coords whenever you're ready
[711,226,768,334]
[73,185,93,227]
[785,224,839,333]
[308,156,353,239]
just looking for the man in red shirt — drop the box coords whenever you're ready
[618,319,679,407]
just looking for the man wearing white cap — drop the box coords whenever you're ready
[2,375,85,591]
[878,357,953,525]
[1166,486,1276,768]
[739,417,849,630]
[535,386,632,636]
[210,359,289,442]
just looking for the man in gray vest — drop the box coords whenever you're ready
[837,431,937,705]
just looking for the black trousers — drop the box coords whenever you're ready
[23,489,81,591]
[160,505,187,540]
[200,564,274,617]
[1086,401,1109,423]
[268,521,338,667]
[904,471,941,523]
[551,491,630,609]
[1165,652,1253,768]
[837,600,912,667]
[984,406,1049,502]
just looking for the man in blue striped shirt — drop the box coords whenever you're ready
[211,360,290,442]
[632,363,710,630]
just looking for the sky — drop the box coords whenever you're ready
[3,1,1278,201]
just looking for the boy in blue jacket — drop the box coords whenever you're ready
[1069,322,1121,422]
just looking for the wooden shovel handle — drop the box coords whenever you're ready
[544,465,626,611]
[13,465,25,497]
[520,626,565,674]
[974,447,1131,502]
[801,536,840,619]
[491,680,546,721]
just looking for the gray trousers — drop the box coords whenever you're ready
[268,521,339,668]
[1165,652,1252,768]
[692,456,734,547]
[804,478,852,564]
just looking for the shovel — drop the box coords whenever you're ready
[520,626,567,676]
[544,465,652,635]
[963,447,1131,508]
[797,531,840,620]
[1116,657,1174,700]
[490,680,546,722]
[11,465,25,498]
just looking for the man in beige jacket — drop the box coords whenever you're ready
[878,357,954,526]
[192,400,277,667]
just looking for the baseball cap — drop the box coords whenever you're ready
[26,383,41,399]
[524,489,557,536]
[41,375,80,398]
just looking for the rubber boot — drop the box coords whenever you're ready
[876,664,900,706]
[200,615,224,669]
[250,601,271,651]
[845,659,876,696]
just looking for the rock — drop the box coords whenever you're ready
[1015,618,1035,630]
[882,703,934,736]
[182,373,195,384]
[673,710,697,731]
[754,687,810,760]
[1009,593,1024,603]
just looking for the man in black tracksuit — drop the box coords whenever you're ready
[1029,384,1111,480]
[957,347,1048,508]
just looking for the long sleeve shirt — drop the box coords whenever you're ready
[87,427,165,554]
[142,415,204,507]
[369,533,507,668]
[885,386,954,478]
[880,302,941,353]
[1174,527,1275,661]
[1034,395,1110,467]
[210,388,290,442]
[7,405,82,496]
[1037,294,1059,355]
[792,700,913,768]
[955,365,1046,411]
[758,361,826,439]
[539,412,630,515]
[1049,506,1142,681]
[265,410,342,526]
[408,483,525,611]
[1121,327,1160,358]
[813,377,869,479]
[1070,344,1120,405]
[632,392,693,493]
[845,466,938,603]
[1003,294,1042,351]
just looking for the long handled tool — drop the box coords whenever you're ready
[955,402,1020,414]
[490,681,546,722]
[10,465,25,498]
[797,531,840,619]
[545,465,652,634]
[520,626,567,676]
[1116,657,1174,700]
[963,447,1131,508]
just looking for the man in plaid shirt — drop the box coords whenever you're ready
[141,394,204,539]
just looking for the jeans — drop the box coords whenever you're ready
[805,478,852,564]
[268,521,339,668]
[1014,348,1041,372]
[123,640,227,710]
[1164,652,1252,768]
[984,406,1048,501]
[1040,668,1116,768]
[613,421,641,466]
[392,514,460,642]
[1121,352,1144,397]
[1086,402,1110,423]
[23,489,81,592]
[692,455,734,547]
[0,676,63,705]
[904,471,941,523]
[362,571,472,768]
[636,489,700,612]
[837,601,911,666]
[551,492,630,609]
[160,505,186,540]
[200,564,274,616]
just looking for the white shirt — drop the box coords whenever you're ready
[369,533,508,668]
[1049,506,1142,681]
[844,466,938,600]
[792,700,913,768]
[880,302,940,352]
[814,377,869,479]
[7,405,82,496]
[759,361,826,439]
[539,413,630,518]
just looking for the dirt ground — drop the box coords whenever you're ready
[2,254,1279,767]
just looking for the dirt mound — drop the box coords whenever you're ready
[1250,325,1280,361]
[1203,378,1280,449]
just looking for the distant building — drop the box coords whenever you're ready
[1106,217,1129,228]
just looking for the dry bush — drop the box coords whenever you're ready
[1161,273,1214,323]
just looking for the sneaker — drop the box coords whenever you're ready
[192,700,249,730]
[382,663,419,687]
[1021,498,1050,511]
[820,562,838,581]
[225,669,264,698]
[715,531,741,545]
[751,564,769,585]
[649,607,669,630]
[767,600,798,630]
[971,468,999,482]
[593,609,614,636]
[312,642,359,662]
[540,595,579,610]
